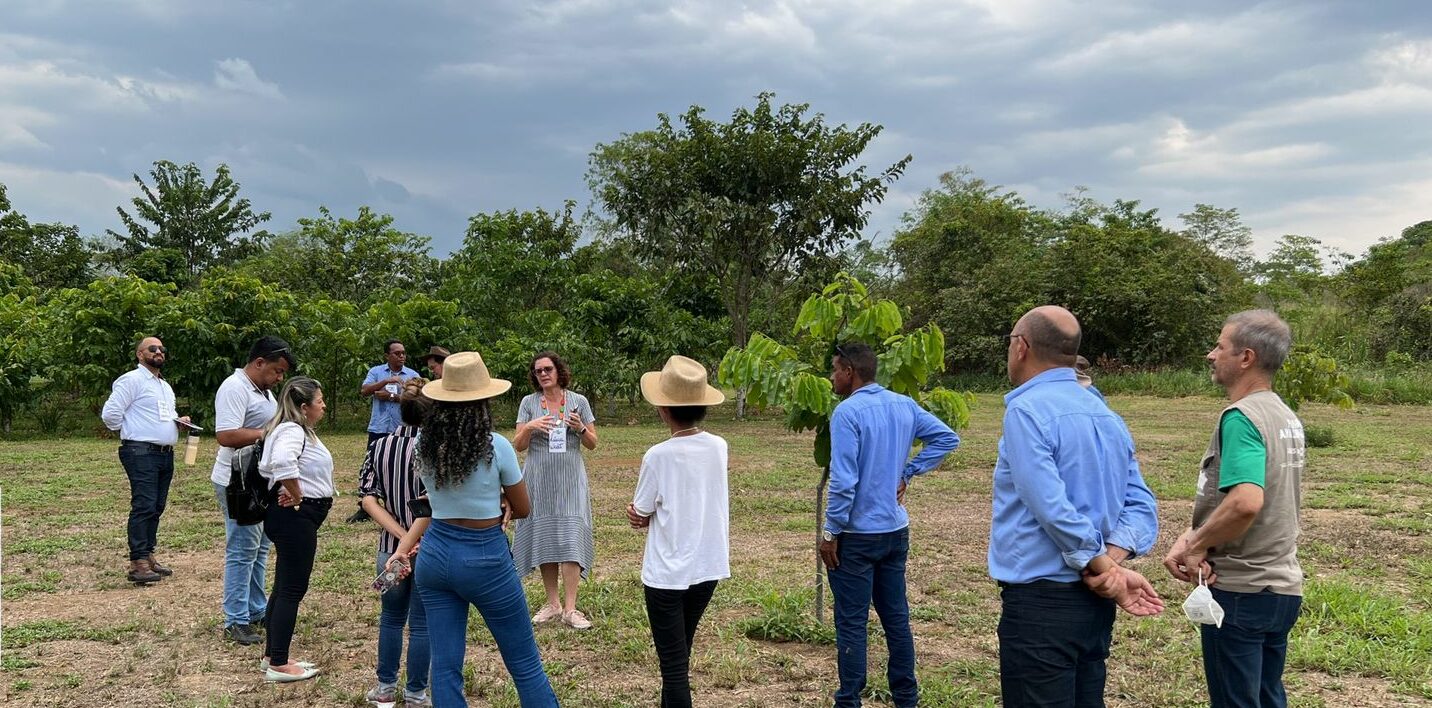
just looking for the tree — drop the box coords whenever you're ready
[0,184,95,289]
[438,203,581,335]
[0,263,46,432]
[718,273,972,622]
[1255,234,1330,301]
[1179,203,1253,272]
[589,93,912,414]
[106,161,271,284]
[237,206,435,305]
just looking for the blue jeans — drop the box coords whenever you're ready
[416,520,557,707]
[377,550,430,695]
[1201,588,1302,708]
[826,529,916,708]
[997,581,1115,708]
[119,444,173,561]
[213,483,270,626]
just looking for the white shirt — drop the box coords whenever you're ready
[259,422,335,499]
[632,432,731,590]
[210,369,278,485]
[100,366,178,446]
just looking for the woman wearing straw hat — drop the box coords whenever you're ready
[512,350,599,630]
[385,352,558,707]
[625,355,730,708]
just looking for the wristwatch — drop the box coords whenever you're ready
[821,530,836,543]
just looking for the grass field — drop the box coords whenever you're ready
[2,394,1429,707]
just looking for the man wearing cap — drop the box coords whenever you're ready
[212,335,295,645]
[1164,310,1306,708]
[422,346,450,380]
[991,306,1162,708]
[361,339,421,446]
[818,342,959,708]
[101,336,191,585]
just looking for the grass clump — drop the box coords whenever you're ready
[738,588,835,645]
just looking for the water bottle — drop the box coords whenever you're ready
[184,432,200,466]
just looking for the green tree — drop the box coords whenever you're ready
[1274,346,1354,411]
[718,273,971,621]
[1256,234,1330,301]
[438,203,580,335]
[0,184,95,289]
[0,263,46,432]
[291,299,367,419]
[1179,203,1253,272]
[589,93,912,415]
[105,160,271,284]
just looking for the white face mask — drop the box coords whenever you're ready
[1181,569,1225,628]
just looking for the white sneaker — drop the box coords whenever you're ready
[563,609,592,630]
[532,604,563,624]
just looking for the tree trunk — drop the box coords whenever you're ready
[814,465,829,624]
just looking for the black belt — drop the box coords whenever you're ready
[299,497,334,509]
[121,440,174,453]
[997,579,1085,589]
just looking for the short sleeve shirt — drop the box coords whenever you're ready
[210,369,278,485]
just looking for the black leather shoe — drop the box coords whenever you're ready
[224,624,262,645]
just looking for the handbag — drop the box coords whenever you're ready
[226,433,307,525]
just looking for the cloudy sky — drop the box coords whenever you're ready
[2,0,1430,258]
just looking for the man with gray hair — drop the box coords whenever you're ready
[1164,309,1306,707]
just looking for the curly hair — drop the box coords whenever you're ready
[527,350,572,391]
[416,399,494,489]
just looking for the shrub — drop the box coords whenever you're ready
[738,588,835,645]
[1305,425,1335,448]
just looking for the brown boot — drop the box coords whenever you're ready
[146,554,173,577]
[127,559,162,584]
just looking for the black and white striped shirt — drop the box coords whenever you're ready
[358,424,425,555]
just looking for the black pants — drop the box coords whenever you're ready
[998,581,1116,708]
[644,580,718,708]
[262,497,330,665]
[118,442,174,561]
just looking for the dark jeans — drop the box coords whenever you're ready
[644,580,718,708]
[827,529,916,708]
[262,497,330,665]
[997,581,1116,708]
[118,443,174,561]
[1201,588,1302,708]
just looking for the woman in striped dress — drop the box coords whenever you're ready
[512,351,599,629]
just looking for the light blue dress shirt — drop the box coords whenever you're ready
[364,364,420,434]
[101,365,179,445]
[988,368,1158,584]
[824,383,960,535]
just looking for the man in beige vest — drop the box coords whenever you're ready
[1164,309,1306,708]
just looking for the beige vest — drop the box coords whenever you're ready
[1191,390,1305,595]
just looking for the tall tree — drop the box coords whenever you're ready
[106,160,271,284]
[1178,203,1254,272]
[0,184,95,289]
[588,93,912,403]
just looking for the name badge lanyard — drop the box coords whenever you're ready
[541,395,569,453]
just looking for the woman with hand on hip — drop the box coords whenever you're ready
[511,351,598,630]
[258,376,334,683]
[386,352,558,707]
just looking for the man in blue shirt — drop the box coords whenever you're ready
[361,339,420,446]
[818,342,959,708]
[990,306,1163,708]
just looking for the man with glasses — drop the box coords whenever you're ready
[212,336,295,645]
[102,336,191,584]
[819,342,959,708]
[421,345,450,380]
[361,340,420,446]
[991,306,1163,707]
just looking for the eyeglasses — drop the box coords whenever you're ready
[534,366,556,375]
[1001,333,1028,346]
[147,346,167,354]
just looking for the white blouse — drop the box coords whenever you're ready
[259,421,335,499]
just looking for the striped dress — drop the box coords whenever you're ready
[511,391,596,578]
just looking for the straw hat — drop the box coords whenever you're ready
[640,355,725,406]
[421,352,511,402]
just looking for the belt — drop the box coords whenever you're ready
[996,579,1085,589]
[121,440,174,453]
[299,497,334,509]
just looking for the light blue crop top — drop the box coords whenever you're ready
[417,433,523,519]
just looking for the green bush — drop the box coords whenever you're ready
[1305,425,1336,448]
[738,588,835,645]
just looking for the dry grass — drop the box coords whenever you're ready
[1,394,1429,706]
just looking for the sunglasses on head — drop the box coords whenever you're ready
[147,345,167,354]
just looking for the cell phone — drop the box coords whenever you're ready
[175,418,204,431]
[407,498,432,518]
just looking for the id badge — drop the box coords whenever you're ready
[157,397,176,421]
[547,421,567,453]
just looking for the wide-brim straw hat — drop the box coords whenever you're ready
[422,352,511,402]
[640,355,725,407]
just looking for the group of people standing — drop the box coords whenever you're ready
[100,305,1307,707]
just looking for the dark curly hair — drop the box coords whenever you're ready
[527,350,571,391]
[415,400,494,489]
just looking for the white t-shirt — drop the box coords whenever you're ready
[211,369,278,486]
[259,422,336,499]
[632,432,731,590]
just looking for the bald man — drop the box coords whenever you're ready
[101,336,191,584]
[989,306,1163,707]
